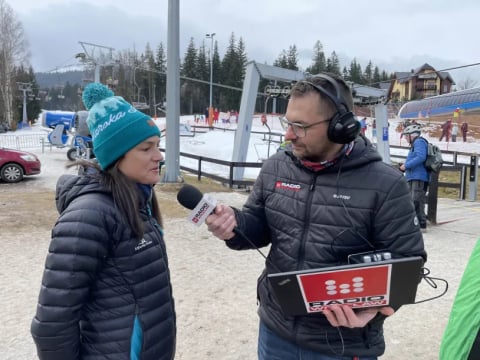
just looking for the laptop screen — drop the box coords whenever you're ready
[267,256,424,316]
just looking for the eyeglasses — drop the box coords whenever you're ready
[279,115,333,138]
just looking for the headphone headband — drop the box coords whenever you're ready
[303,74,350,112]
[300,74,359,144]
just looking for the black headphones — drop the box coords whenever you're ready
[304,74,360,144]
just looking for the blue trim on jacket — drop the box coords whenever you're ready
[130,315,143,360]
[405,136,430,183]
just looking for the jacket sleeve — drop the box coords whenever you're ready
[30,200,114,360]
[373,174,427,261]
[405,138,428,170]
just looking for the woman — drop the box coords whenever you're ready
[31,83,176,360]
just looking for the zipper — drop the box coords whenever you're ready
[144,203,175,328]
[297,173,317,270]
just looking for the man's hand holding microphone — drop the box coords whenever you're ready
[176,183,236,240]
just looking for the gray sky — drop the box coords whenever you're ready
[8,0,480,84]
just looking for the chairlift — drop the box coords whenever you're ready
[132,102,149,110]
[57,85,65,99]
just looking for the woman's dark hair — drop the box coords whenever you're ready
[71,159,163,239]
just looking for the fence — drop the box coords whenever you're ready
[170,142,479,225]
[0,133,53,152]
[4,132,479,221]
[160,147,263,188]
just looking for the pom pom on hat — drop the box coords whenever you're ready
[82,82,160,170]
[82,83,114,110]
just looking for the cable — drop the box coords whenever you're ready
[414,267,449,304]
[352,61,480,90]
[233,227,281,273]
[324,327,345,357]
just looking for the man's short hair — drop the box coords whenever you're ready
[290,73,354,113]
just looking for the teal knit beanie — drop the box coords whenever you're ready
[82,83,161,170]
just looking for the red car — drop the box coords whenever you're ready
[0,147,41,183]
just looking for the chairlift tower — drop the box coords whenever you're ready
[76,41,116,84]
[17,82,32,128]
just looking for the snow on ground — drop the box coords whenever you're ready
[2,114,480,360]
[2,113,480,189]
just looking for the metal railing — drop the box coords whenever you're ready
[0,134,52,152]
[160,147,263,188]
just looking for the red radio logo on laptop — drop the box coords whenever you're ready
[297,265,391,313]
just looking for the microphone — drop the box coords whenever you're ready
[176,184,280,271]
[176,184,217,226]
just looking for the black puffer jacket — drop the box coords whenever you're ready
[31,174,176,360]
[227,136,426,357]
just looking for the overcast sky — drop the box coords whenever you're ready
[8,0,480,84]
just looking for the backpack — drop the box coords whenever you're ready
[424,139,444,173]
[412,137,443,173]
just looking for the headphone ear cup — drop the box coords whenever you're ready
[327,111,361,144]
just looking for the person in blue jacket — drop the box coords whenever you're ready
[399,124,430,231]
[31,83,176,360]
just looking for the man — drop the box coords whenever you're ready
[399,124,430,232]
[206,73,426,359]
[451,122,459,142]
[461,120,469,142]
[360,116,367,135]
[439,119,452,142]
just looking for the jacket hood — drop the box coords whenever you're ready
[283,135,382,173]
[55,174,110,213]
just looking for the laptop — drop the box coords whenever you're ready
[267,256,424,316]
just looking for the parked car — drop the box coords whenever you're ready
[0,147,41,183]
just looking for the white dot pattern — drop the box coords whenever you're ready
[323,277,365,295]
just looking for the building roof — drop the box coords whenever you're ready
[393,63,454,84]
[398,86,480,118]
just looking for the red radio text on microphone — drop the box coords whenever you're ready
[192,202,212,223]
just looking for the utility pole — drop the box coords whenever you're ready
[205,33,216,110]
[17,82,32,128]
[163,0,181,182]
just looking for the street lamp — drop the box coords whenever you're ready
[205,33,216,110]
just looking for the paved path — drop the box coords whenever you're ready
[1,194,478,359]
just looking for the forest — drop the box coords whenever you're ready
[12,34,392,126]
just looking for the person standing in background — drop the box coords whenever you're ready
[451,122,459,142]
[399,124,430,232]
[360,116,367,135]
[461,120,469,142]
[372,118,377,140]
[204,107,210,124]
[31,83,176,360]
[439,119,452,142]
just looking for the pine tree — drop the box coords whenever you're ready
[221,32,245,112]
[326,51,341,75]
[306,40,326,75]
[286,45,299,70]
[155,42,167,112]
[181,38,198,114]
[348,58,363,84]
[373,66,381,88]
[364,60,373,85]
